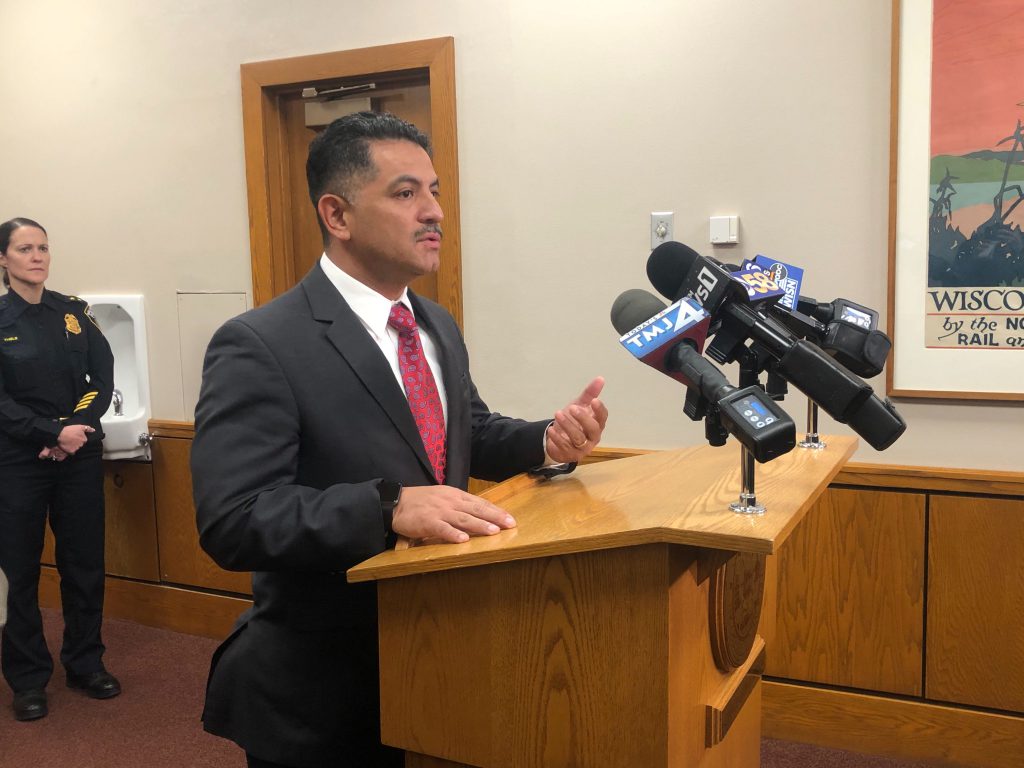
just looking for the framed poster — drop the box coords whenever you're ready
[888,0,1024,401]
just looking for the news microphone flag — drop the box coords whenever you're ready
[725,265,788,305]
[747,255,804,311]
[618,297,712,385]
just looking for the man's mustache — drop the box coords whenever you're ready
[415,224,443,239]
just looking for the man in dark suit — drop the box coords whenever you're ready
[191,112,607,768]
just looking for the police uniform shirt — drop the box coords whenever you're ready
[0,289,114,449]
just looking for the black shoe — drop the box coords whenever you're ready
[66,670,121,699]
[13,689,48,721]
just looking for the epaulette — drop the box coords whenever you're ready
[47,290,85,305]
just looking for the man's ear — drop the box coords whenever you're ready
[317,194,351,242]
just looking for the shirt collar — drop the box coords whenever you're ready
[1,287,50,318]
[318,254,412,340]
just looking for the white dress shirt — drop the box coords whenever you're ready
[319,255,561,467]
[319,255,448,424]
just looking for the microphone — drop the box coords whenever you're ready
[744,254,893,378]
[612,289,795,462]
[610,289,712,385]
[647,242,796,365]
[646,242,907,450]
[793,295,892,378]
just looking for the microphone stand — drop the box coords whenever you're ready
[729,347,767,516]
[729,447,766,516]
[798,400,827,450]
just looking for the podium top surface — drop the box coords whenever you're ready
[348,435,856,583]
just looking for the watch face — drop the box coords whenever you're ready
[379,480,402,509]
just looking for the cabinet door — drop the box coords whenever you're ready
[152,436,252,594]
[769,487,925,696]
[104,461,160,581]
[928,495,1024,712]
[41,461,160,582]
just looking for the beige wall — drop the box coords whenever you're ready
[1,0,1019,471]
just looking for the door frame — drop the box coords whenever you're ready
[240,37,463,325]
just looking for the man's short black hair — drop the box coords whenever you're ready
[305,111,432,244]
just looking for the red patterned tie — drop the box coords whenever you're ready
[388,303,447,483]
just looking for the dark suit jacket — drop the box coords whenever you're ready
[191,264,548,766]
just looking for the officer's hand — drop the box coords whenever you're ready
[37,446,69,462]
[57,425,94,455]
[391,486,516,544]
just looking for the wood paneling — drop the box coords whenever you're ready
[927,495,1024,712]
[835,463,1024,496]
[764,680,1024,768]
[42,520,55,565]
[39,567,250,640]
[769,487,925,695]
[41,460,160,582]
[103,461,160,581]
[148,419,195,438]
[151,436,252,595]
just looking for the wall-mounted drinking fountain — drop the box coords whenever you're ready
[78,294,151,461]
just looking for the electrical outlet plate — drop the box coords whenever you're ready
[651,211,674,249]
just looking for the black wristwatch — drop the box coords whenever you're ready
[378,479,403,547]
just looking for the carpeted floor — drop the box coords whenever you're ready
[0,609,240,767]
[0,610,938,767]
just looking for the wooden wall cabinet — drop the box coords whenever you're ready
[927,495,1024,712]
[769,487,925,695]
[151,435,252,595]
[103,461,160,581]
[42,459,160,582]
[766,471,1024,768]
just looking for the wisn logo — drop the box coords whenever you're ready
[749,255,803,310]
[619,298,709,359]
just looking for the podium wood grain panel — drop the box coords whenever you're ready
[768,487,925,695]
[927,495,1024,712]
[151,437,252,594]
[352,437,857,584]
[379,545,763,767]
[364,439,852,767]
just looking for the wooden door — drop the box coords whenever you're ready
[241,38,462,323]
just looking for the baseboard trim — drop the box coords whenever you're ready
[39,566,250,640]
[763,680,1024,768]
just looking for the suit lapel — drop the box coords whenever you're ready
[301,266,435,479]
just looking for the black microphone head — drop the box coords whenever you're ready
[610,288,668,335]
[646,241,702,301]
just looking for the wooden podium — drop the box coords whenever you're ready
[349,436,856,768]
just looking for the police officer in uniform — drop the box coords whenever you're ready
[0,217,120,722]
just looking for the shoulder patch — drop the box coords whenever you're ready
[83,303,101,329]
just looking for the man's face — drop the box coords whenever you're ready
[340,139,444,294]
[0,226,50,289]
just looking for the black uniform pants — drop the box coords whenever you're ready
[0,443,106,692]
